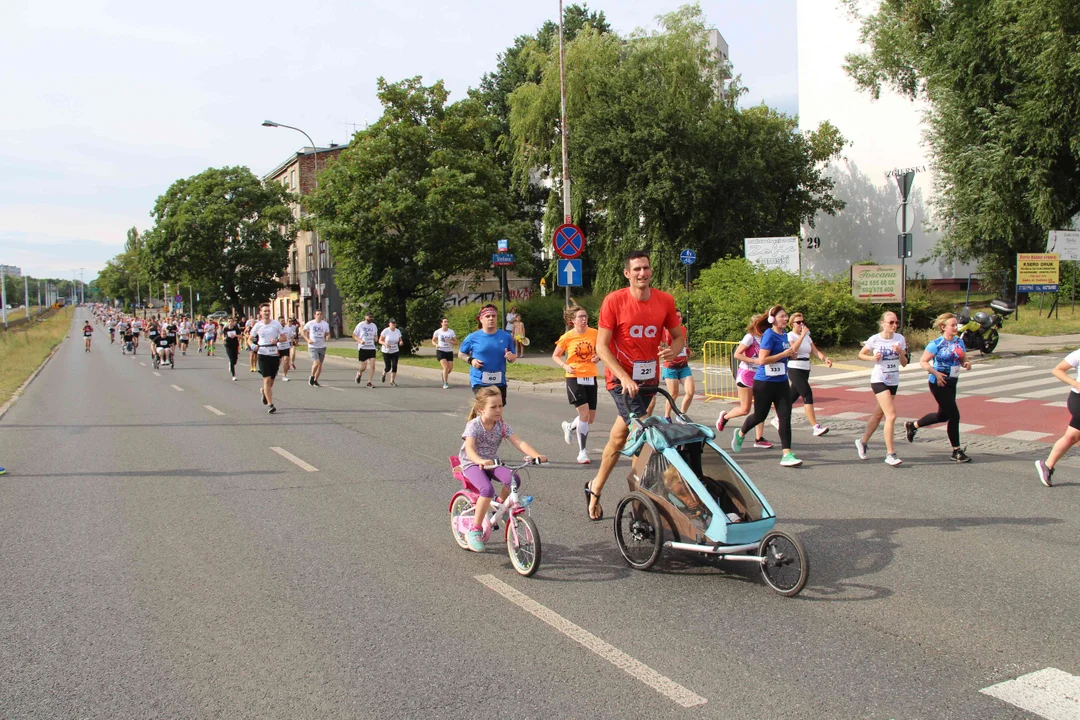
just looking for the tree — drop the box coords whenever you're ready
[844,0,1080,285]
[508,4,845,293]
[309,77,525,348]
[144,167,295,312]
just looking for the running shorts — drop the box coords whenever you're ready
[1069,391,1080,431]
[565,377,598,409]
[358,348,377,362]
[309,347,326,362]
[610,383,653,424]
[870,382,898,396]
[661,365,693,381]
[258,353,281,378]
[436,350,455,362]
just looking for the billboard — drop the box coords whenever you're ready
[851,264,904,303]
[1017,253,1059,293]
[744,236,800,274]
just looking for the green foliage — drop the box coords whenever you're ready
[844,0,1080,284]
[310,77,528,340]
[145,166,295,312]
[443,293,604,350]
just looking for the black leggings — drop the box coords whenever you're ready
[788,367,813,405]
[917,379,960,447]
[742,380,793,449]
[226,344,239,377]
[383,352,399,374]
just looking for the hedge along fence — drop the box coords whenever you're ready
[687,258,953,349]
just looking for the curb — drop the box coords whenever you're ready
[0,332,67,421]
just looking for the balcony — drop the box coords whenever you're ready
[279,271,301,288]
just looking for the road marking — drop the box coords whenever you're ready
[922,422,983,434]
[980,667,1080,719]
[1019,386,1072,400]
[1044,401,1069,408]
[270,446,318,472]
[153,371,161,377]
[846,387,873,393]
[139,362,147,367]
[987,397,1026,404]
[326,386,346,392]
[824,411,869,420]
[171,385,183,392]
[204,405,225,416]
[475,574,707,708]
[999,430,1053,442]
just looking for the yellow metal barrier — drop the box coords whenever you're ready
[702,340,740,401]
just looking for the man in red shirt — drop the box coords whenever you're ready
[584,250,683,521]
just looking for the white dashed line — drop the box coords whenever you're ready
[823,411,869,420]
[204,405,225,416]
[1044,401,1069,408]
[171,385,183,392]
[139,362,147,367]
[475,574,707,708]
[153,371,161,377]
[326,386,346,392]
[980,667,1080,719]
[270,447,318,472]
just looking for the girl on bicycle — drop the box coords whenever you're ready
[458,386,546,552]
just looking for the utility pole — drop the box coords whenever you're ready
[24,276,29,319]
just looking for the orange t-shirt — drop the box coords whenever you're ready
[598,287,679,390]
[555,327,599,378]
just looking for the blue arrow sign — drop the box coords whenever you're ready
[557,259,582,287]
[680,249,697,265]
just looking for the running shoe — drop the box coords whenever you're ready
[367,381,374,388]
[770,416,779,430]
[905,421,917,443]
[355,373,361,384]
[250,368,256,373]
[267,404,276,414]
[309,376,315,386]
[0,467,6,475]
[232,377,237,382]
[855,438,868,460]
[715,411,727,433]
[443,383,449,389]
[312,380,320,387]
[780,452,802,467]
[562,421,573,445]
[576,449,590,464]
[381,372,387,383]
[813,424,830,437]
[753,438,774,449]
[390,381,397,387]
[731,428,745,454]
[885,453,902,466]
[466,528,485,552]
[261,389,268,405]
[951,447,971,463]
[1035,459,1054,487]
[282,376,289,382]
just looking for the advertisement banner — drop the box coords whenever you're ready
[1017,253,1059,292]
[851,264,905,303]
[744,236,800,274]
[1048,230,1080,262]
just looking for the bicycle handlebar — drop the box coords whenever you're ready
[490,457,546,469]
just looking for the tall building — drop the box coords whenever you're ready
[263,144,346,326]
[706,28,731,100]
[0,265,22,278]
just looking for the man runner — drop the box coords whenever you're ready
[584,250,682,521]
[353,312,379,387]
[302,310,331,387]
[131,317,143,352]
[458,304,516,405]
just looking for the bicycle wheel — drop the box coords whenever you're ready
[614,492,663,570]
[449,494,474,550]
[758,530,809,597]
[506,514,541,577]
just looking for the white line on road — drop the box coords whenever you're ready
[980,667,1080,720]
[204,405,225,416]
[171,385,183,392]
[824,411,870,420]
[987,397,1027,403]
[153,371,161,377]
[1044,401,1069,408]
[1019,385,1073,400]
[270,446,318,472]
[475,574,707,708]
[139,362,147,367]
[326,386,346,392]
[999,430,1053,441]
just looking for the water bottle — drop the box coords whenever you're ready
[520,495,533,508]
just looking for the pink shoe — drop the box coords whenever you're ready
[753,438,774,449]
[716,411,727,433]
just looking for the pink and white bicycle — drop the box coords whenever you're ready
[448,456,545,577]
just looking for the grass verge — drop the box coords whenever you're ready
[0,307,73,406]
[321,347,565,383]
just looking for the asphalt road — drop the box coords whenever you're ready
[1,309,1077,719]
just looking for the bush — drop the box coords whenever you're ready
[443,293,604,350]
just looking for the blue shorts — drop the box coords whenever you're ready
[661,366,692,380]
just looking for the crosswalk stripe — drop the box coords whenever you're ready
[815,363,1029,386]
[987,397,1026,404]
[1044,401,1069,408]
[1018,386,1072,399]
[963,374,1062,396]
[952,367,1052,390]
[999,430,1054,441]
[980,667,1080,720]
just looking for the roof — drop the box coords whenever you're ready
[262,144,348,183]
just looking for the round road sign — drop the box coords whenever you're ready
[553,223,585,259]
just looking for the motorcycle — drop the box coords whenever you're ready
[957,299,1014,354]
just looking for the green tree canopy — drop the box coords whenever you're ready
[144,166,295,312]
[309,77,526,347]
[844,0,1080,284]
[508,5,845,293]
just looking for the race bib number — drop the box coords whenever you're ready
[881,360,899,374]
[312,329,324,340]
[632,360,657,381]
[277,342,291,350]
[481,371,503,385]
[577,376,595,386]
[227,331,237,338]
[949,365,961,378]
[764,363,785,377]
[362,333,374,345]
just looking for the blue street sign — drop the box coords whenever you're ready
[553,224,585,259]
[497,239,509,252]
[680,249,697,265]
[492,253,515,267]
[557,259,582,287]
[1018,284,1058,293]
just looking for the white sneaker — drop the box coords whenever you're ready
[812,424,829,437]
[855,438,868,460]
[232,377,237,381]
[885,453,902,466]
[770,416,779,430]
[562,421,573,445]
[282,376,290,382]
[576,449,590,464]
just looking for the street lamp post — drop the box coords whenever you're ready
[263,120,323,320]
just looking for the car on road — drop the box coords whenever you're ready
[207,310,228,319]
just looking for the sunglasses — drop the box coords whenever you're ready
[792,320,804,325]
[884,320,898,325]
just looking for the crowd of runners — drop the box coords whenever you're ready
[87,248,1075,499]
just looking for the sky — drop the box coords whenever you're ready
[0,0,798,282]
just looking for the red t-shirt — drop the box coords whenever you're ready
[598,287,679,390]
[662,325,689,368]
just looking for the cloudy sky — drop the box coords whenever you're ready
[1,0,799,282]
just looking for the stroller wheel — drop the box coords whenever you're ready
[759,530,809,597]
[615,492,663,570]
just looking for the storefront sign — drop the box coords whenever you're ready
[744,236,800,274]
[1017,253,1059,292]
[851,264,904,303]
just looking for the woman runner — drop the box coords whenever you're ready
[553,304,599,464]
[276,315,293,381]
[1034,348,1080,487]
[222,316,242,380]
[731,305,807,467]
[906,313,972,462]
[716,316,769,447]
[779,311,832,437]
[855,311,908,466]
[380,319,402,386]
